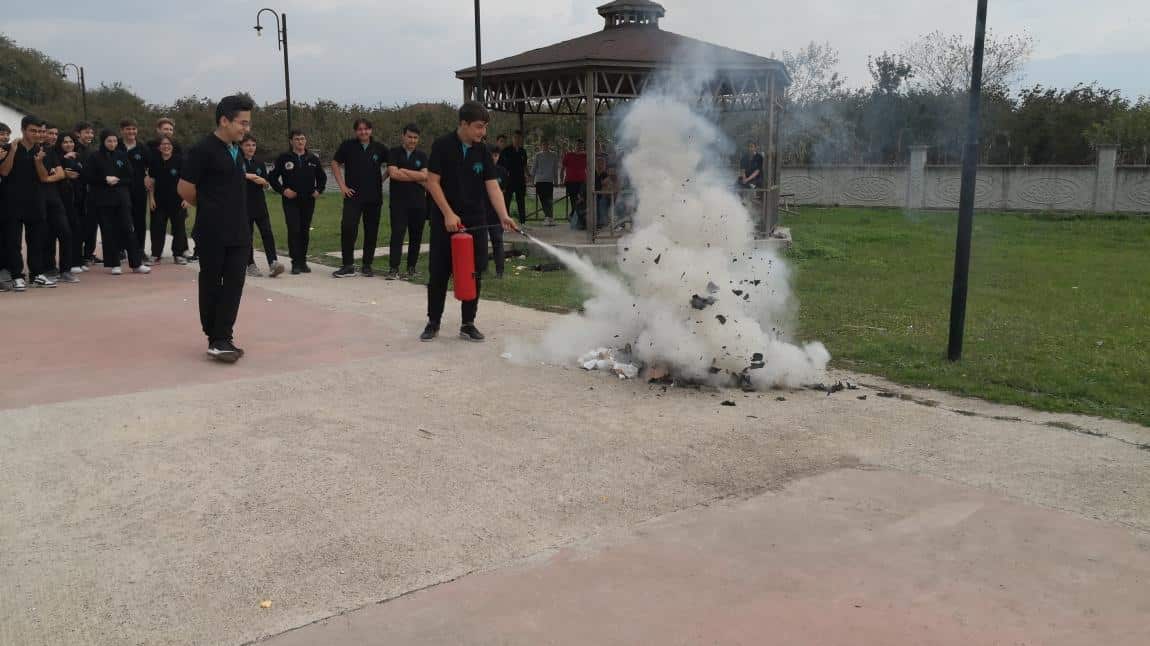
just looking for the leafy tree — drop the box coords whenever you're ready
[903,30,1034,94]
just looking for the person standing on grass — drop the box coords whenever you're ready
[561,139,588,229]
[268,129,325,275]
[498,129,528,225]
[118,119,153,263]
[420,101,518,343]
[178,95,254,364]
[331,118,388,278]
[488,145,509,279]
[736,141,763,190]
[84,130,150,276]
[0,116,56,291]
[531,138,559,227]
[240,134,285,278]
[147,136,190,265]
[386,123,429,281]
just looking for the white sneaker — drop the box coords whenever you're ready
[13,278,27,292]
[70,266,85,274]
[133,265,152,274]
[174,256,188,266]
[143,257,154,267]
[109,266,123,275]
[58,272,80,284]
[32,274,58,288]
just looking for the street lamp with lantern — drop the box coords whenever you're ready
[254,8,293,138]
[62,63,88,121]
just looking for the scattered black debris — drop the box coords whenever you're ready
[417,428,434,439]
[776,396,787,402]
[827,382,845,395]
[732,289,744,296]
[751,280,761,286]
[876,391,897,398]
[532,263,564,272]
[857,395,868,401]
[690,294,716,310]
[716,315,727,325]
[742,293,750,301]
[955,409,978,417]
[752,352,763,362]
[654,254,662,265]
[646,247,653,251]
[706,281,720,294]
[721,400,737,407]
[747,415,759,419]
[708,366,722,374]
[845,382,859,390]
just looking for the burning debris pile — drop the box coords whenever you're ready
[508,87,830,390]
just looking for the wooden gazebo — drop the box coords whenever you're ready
[456,0,790,241]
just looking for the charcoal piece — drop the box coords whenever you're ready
[706,281,720,294]
[690,294,716,310]
[654,254,662,265]
[715,315,727,325]
[721,400,737,407]
[732,289,744,296]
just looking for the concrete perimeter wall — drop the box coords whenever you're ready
[780,145,1150,214]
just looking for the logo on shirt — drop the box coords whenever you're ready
[115,160,125,168]
[415,160,421,168]
[170,168,178,177]
[472,162,483,175]
[372,154,379,162]
[133,154,142,161]
[284,161,295,170]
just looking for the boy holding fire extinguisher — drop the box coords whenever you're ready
[420,101,518,342]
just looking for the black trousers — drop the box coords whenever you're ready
[130,186,148,255]
[427,222,488,325]
[282,196,316,267]
[565,181,586,227]
[151,205,189,259]
[2,198,46,279]
[535,182,554,220]
[66,193,83,271]
[488,215,505,275]
[42,194,73,273]
[388,205,426,272]
[197,243,249,343]
[249,203,278,266]
[340,199,382,268]
[98,192,143,269]
[0,200,7,274]
[81,192,100,261]
[504,183,527,223]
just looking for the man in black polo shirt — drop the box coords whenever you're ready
[118,119,153,262]
[498,129,528,224]
[178,95,254,363]
[268,129,326,274]
[331,118,388,278]
[72,121,99,264]
[420,102,518,342]
[386,123,428,280]
[0,116,56,291]
[737,141,764,190]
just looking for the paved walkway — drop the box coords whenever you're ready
[2,258,1148,646]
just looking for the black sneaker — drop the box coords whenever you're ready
[385,269,399,280]
[419,323,439,342]
[361,266,375,278]
[206,340,240,363]
[333,266,357,278]
[291,264,302,275]
[224,339,245,358]
[299,263,312,273]
[459,324,485,342]
[187,253,199,262]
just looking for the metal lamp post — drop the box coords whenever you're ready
[62,63,88,121]
[947,0,990,362]
[474,0,483,101]
[254,8,293,138]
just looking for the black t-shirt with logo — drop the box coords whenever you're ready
[427,131,497,227]
[148,154,184,211]
[5,142,45,205]
[740,152,764,187]
[387,146,428,210]
[182,134,250,246]
[497,145,528,188]
[333,138,388,204]
[118,142,153,192]
[268,150,326,197]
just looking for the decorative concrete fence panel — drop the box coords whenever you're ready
[781,145,1150,214]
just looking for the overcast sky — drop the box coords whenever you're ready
[5,0,1148,106]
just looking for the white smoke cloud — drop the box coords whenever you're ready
[511,72,830,390]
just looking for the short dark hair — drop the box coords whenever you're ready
[44,122,57,130]
[98,129,118,145]
[0,122,9,134]
[288,129,306,139]
[119,118,138,129]
[156,117,175,129]
[215,95,254,126]
[496,134,507,142]
[74,121,94,133]
[154,135,175,148]
[402,123,420,135]
[353,118,372,130]
[21,115,40,131]
[488,144,501,156]
[242,134,258,144]
[459,101,490,125]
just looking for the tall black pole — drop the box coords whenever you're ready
[79,66,88,121]
[281,13,292,138]
[474,0,483,101]
[946,0,989,362]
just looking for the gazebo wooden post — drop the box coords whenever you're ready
[463,80,474,103]
[766,74,781,234]
[517,101,526,134]
[585,70,597,243]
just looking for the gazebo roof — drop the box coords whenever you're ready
[456,2,788,82]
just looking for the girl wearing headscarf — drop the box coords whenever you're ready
[84,130,150,275]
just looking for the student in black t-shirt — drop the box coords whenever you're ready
[240,134,284,278]
[37,122,77,283]
[147,136,189,264]
[386,123,429,280]
[84,130,150,276]
[268,129,326,274]
[147,117,192,261]
[498,129,528,224]
[0,122,9,287]
[73,121,100,264]
[178,95,255,363]
[0,116,55,290]
[420,102,518,342]
[118,119,153,262]
[737,141,764,190]
[331,118,388,278]
[488,145,510,278]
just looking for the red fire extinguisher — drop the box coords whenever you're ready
[451,229,478,301]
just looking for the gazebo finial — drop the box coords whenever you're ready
[597,0,666,29]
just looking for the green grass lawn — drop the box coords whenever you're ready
[207,197,1150,426]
